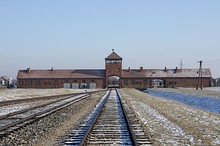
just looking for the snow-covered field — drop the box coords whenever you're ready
[120,88,220,145]
[145,89,220,114]
[0,88,100,101]
[204,87,220,93]
[153,87,220,97]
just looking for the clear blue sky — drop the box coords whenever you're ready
[0,0,220,78]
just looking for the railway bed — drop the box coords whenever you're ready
[62,89,152,145]
[0,93,91,137]
[0,90,103,106]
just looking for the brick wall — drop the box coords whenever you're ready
[121,77,211,89]
[17,78,104,88]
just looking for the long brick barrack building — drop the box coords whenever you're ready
[17,50,212,89]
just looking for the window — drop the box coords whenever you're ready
[169,81,177,85]
[131,80,135,85]
[124,80,129,85]
[106,60,121,64]
[143,80,147,85]
[28,81,32,86]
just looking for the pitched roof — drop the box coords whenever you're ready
[122,68,212,78]
[17,68,212,79]
[105,50,122,60]
[17,69,105,79]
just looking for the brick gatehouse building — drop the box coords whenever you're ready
[17,50,212,89]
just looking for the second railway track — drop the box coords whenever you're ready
[0,93,91,137]
[63,89,152,145]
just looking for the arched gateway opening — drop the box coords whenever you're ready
[152,79,166,88]
[108,76,120,88]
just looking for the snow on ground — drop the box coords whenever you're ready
[204,87,220,93]
[146,89,220,114]
[153,87,220,97]
[0,88,100,101]
[135,102,193,145]
[120,89,220,145]
[0,105,31,116]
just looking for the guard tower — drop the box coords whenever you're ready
[105,49,123,88]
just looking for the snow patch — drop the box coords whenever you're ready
[146,90,220,114]
[133,101,194,145]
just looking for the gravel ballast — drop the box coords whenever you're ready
[0,91,105,146]
[119,88,220,145]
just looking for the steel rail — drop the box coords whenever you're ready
[0,93,91,136]
[0,89,105,106]
[78,89,111,146]
[116,89,138,146]
[0,94,81,120]
[74,89,138,146]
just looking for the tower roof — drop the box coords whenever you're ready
[105,49,122,60]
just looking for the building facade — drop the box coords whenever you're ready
[17,50,212,89]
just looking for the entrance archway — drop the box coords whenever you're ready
[108,76,120,88]
[152,79,166,88]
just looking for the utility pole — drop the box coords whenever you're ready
[197,60,203,90]
[180,59,183,69]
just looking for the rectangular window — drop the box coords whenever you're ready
[124,80,128,85]
[131,80,135,85]
[143,80,147,85]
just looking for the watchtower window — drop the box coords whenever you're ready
[106,60,121,64]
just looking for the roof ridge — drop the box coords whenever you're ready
[105,51,122,60]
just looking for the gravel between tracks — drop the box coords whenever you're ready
[119,88,220,145]
[0,91,105,146]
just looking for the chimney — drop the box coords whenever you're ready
[51,67,54,71]
[140,67,143,72]
[174,67,178,74]
[128,67,131,72]
[27,68,31,74]
[164,67,167,72]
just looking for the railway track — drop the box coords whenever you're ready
[0,93,91,137]
[62,89,152,145]
[0,90,103,106]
